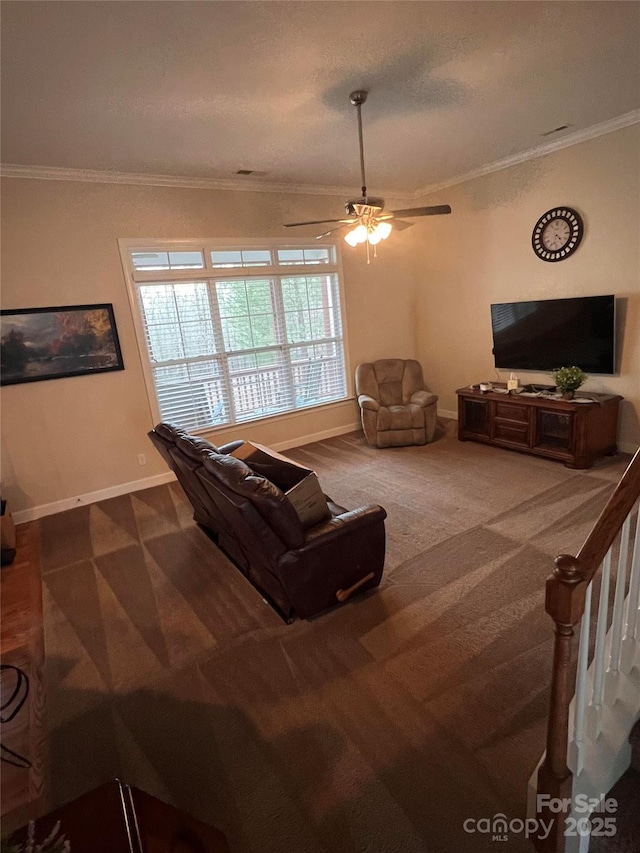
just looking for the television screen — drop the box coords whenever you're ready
[490,295,615,374]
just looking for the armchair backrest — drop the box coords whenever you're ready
[355,359,425,406]
[148,422,187,468]
[196,453,299,616]
[198,452,305,553]
[149,424,218,524]
[172,434,233,535]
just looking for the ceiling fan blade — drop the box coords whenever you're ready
[284,218,356,228]
[316,224,350,239]
[390,219,415,232]
[387,204,452,218]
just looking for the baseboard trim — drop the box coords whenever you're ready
[270,422,361,452]
[619,442,639,455]
[438,408,458,421]
[13,424,362,524]
[13,471,177,524]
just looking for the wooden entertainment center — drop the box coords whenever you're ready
[456,385,622,469]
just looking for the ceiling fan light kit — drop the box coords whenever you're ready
[344,223,368,247]
[283,90,452,262]
[344,213,392,248]
[369,221,392,244]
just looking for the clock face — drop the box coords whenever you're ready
[532,207,583,262]
[542,218,570,250]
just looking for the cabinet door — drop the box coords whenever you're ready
[535,409,573,451]
[461,398,490,436]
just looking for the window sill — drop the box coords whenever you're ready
[192,396,356,439]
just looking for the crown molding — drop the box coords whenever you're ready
[410,109,640,199]
[2,109,637,199]
[0,162,410,201]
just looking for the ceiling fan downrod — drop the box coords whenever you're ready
[350,90,368,201]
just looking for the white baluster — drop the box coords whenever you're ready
[621,504,640,673]
[570,580,592,774]
[605,515,632,702]
[587,549,612,739]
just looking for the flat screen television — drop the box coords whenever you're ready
[490,295,615,374]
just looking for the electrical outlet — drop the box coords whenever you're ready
[138,453,146,466]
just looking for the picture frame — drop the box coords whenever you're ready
[0,303,124,386]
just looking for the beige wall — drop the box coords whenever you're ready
[413,124,640,449]
[3,124,638,515]
[1,179,418,513]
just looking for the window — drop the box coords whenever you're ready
[121,241,348,431]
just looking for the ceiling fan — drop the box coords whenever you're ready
[284,90,452,261]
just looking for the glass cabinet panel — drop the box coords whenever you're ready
[536,410,572,450]
[463,399,490,436]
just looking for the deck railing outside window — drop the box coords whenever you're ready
[120,241,348,431]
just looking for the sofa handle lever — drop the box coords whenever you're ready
[336,572,375,602]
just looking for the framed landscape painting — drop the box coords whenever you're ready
[0,304,124,386]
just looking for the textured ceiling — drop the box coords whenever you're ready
[2,1,639,193]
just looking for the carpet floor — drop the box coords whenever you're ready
[37,423,631,852]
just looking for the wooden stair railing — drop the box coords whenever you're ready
[535,448,640,853]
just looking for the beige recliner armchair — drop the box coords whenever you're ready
[355,359,438,448]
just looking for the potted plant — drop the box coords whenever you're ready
[551,366,588,399]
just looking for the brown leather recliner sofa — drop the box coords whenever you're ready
[148,423,387,620]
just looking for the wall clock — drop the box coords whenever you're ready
[532,207,584,262]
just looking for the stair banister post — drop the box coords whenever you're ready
[536,553,588,853]
[621,506,640,672]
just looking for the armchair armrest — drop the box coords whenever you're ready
[277,504,387,618]
[302,504,387,548]
[218,439,245,454]
[358,394,380,412]
[410,390,438,408]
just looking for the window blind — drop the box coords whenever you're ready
[126,243,348,432]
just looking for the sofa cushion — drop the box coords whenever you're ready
[201,453,304,550]
[377,403,424,431]
[373,359,404,385]
[378,380,403,407]
[377,428,426,448]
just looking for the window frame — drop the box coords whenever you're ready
[119,237,353,434]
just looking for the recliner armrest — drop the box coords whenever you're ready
[277,503,386,618]
[358,394,380,412]
[300,504,387,550]
[410,390,438,408]
[218,439,245,455]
